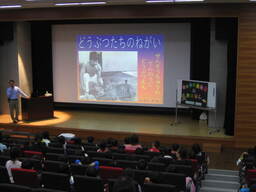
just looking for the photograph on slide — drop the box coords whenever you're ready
[77,34,164,104]
[78,51,137,101]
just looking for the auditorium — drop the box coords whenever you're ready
[0,0,255,191]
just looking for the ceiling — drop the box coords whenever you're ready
[0,0,253,9]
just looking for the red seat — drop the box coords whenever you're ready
[23,150,43,158]
[11,168,40,188]
[246,169,256,185]
[99,166,123,180]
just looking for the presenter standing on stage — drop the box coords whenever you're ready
[6,80,29,123]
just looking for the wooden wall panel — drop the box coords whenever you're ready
[0,3,256,147]
[235,7,256,147]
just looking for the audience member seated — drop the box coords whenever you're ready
[21,159,34,170]
[86,165,100,178]
[144,171,160,184]
[29,134,47,154]
[148,141,160,153]
[177,148,188,160]
[85,136,96,146]
[137,159,147,170]
[97,141,109,153]
[70,137,82,145]
[41,131,51,147]
[0,133,7,152]
[107,138,119,152]
[124,134,142,152]
[5,147,22,183]
[170,144,181,160]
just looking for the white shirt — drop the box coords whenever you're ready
[5,160,22,183]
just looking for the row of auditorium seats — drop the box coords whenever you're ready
[0,129,207,192]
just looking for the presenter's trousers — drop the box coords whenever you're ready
[8,100,19,122]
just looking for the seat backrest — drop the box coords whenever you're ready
[74,175,104,192]
[0,155,9,166]
[23,151,43,159]
[99,166,124,180]
[67,155,87,164]
[147,162,166,171]
[45,153,67,162]
[174,164,193,177]
[91,157,114,166]
[143,183,176,192]
[12,168,40,188]
[116,160,138,169]
[0,165,9,183]
[47,147,64,154]
[0,183,31,192]
[143,151,161,159]
[129,154,150,161]
[87,151,110,159]
[42,171,70,191]
[112,153,129,160]
[70,163,88,176]
[31,188,66,192]
[43,160,68,173]
[19,157,42,171]
[66,149,84,156]
[159,172,186,191]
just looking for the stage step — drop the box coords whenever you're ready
[205,173,239,182]
[200,187,238,192]
[200,169,240,192]
[208,169,239,176]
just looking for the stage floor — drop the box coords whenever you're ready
[0,110,231,139]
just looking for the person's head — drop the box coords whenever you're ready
[111,139,118,148]
[89,52,98,64]
[21,160,34,169]
[137,159,147,170]
[8,80,15,87]
[124,137,131,145]
[192,144,202,155]
[152,141,160,149]
[146,172,160,183]
[57,136,66,145]
[10,147,20,161]
[34,134,42,143]
[86,165,99,177]
[179,148,188,160]
[41,131,50,140]
[171,144,180,152]
[71,137,82,145]
[87,136,94,144]
[99,140,107,151]
[113,176,137,192]
[130,134,139,145]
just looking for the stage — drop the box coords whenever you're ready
[0,109,234,147]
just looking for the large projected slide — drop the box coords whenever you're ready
[77,35,164,104]
[52,23,190,107]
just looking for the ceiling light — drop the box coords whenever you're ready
[175,0,204,2]
[55,2,106,6]
[146,0,173,3]
[0,5,22,8]
[146,0,204,2]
